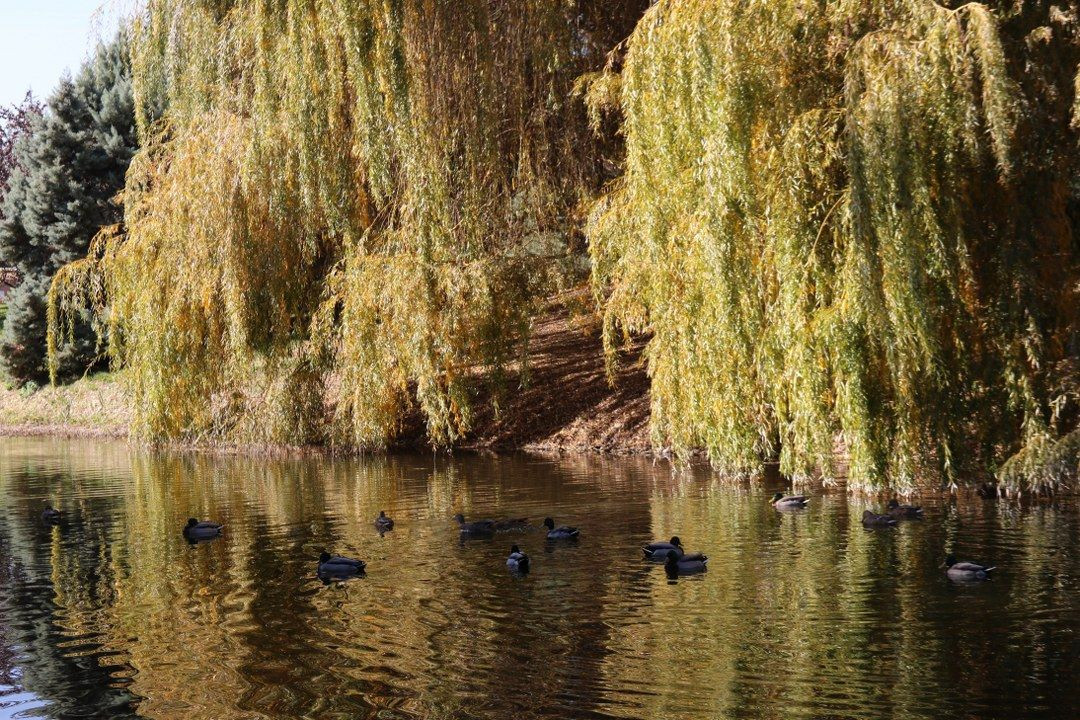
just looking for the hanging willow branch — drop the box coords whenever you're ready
[589,0,1079,491]
[50,0,643,447]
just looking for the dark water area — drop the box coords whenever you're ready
[0,437,1078,720]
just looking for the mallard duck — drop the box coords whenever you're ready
[943,554,996,581]
[492,517,530,532]
[643,537,706,562]
[771,492,809,509]
[454,514,495,535]
[318,551,366,577]
[861,509,898,527]
[183,518,223,541]
[375,511,395,530]
[506,545,530,573]
[41,505,61,524]
[642,536,683,559]
[543,517,579,540]
[665,549,707,576]
[887,499,924,519]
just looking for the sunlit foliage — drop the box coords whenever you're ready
[52,0,643,446]
[589,0,1080,490]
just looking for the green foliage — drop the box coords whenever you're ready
[1,35,137,384]
[589,0,1080,491]
[52,0,645,446]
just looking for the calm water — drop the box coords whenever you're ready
[0,437,1078,720]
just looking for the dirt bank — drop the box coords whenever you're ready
[1,301,654,455]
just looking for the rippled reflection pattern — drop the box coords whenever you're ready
[1,437,1078,719]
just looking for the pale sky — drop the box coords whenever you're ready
[0,0,125,107]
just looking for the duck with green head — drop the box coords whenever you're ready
[506,545,530,573]
[183,518,223,542]
[318,551,366,578]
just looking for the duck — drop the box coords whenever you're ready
[318,551,366,578]
[506,545,530,573]
[183,518,223,541]
[664,549,707,576]
[642,536,683,560]
[887,498,924,519]
[454,514,495,535]
[375,511,395,530]
[771,492,809,509]
[492,517,530,532]
[861,509,898,527]
[642,537,707,562]
[943,554,996,581]
[41,505,61,524]
[543,517,580,540]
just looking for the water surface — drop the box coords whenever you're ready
[0,436,1078,719]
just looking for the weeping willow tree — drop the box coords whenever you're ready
[50,0,644,446]
[588,0,1080,491]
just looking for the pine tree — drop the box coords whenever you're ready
[0,35,137,383]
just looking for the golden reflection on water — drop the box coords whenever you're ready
[1,437,1079,720]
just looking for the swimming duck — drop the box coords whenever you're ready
[492,517,530,532]
[887,499,924,519]
[943,554,996,581]
[543,517,580,540]
[318,551,366,578]
[664,549,707,576]
[506,545,530,573]
[183,518,223,541]
[642,536,683,560]
[454,514,495,535]
[861,509,898,527]
[642,537,706,562]
[41,505,61,524]
[771,492,809,509]
[375,511,395,530]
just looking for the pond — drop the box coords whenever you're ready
[0,436,1078,720]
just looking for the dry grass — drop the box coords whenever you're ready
[0,371,130,438]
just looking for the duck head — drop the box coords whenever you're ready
[453,513,465,525]
[379,511,387,518]
[664,549,680,566]
[319,551,331,563]
[943,554,957,568]
[543,517,555,530]
[185,518,199,529]
[669,536,682,548]
[771,492,785,504]
[887,499,899,509]
[510,544,521,555]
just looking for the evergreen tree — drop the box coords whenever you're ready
[0,35,137,383]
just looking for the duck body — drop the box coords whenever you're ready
[861,510,898,527]
[543,517,580,540]
[642,536,683,560]
[183,518,223,541]
[375,511,395,530]
[771,492,809,509]
[318,551,366,578]
[492,517,530,532]
[506,545,530,573]
[887,499,924,519]
[944,554,995,581]
[665,549,707,576]
[41,506,61,524]
[454,514,495,535]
